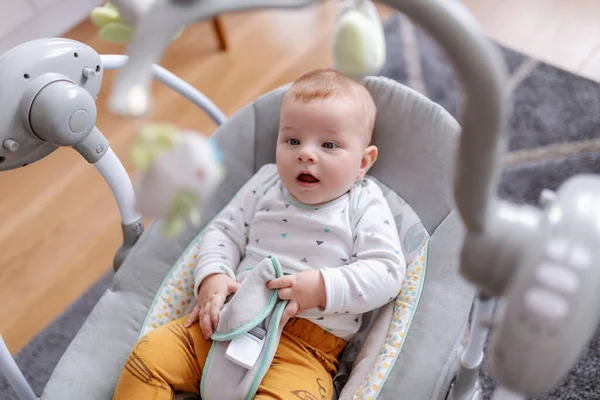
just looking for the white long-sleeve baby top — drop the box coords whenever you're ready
[193,164,406,340]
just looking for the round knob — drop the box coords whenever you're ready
[82,67,96,80]
[3,139,19,152]
[29,80,97,146]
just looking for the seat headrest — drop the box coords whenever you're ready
[206,76,460,235]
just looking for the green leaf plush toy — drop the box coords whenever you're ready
[90,3,134,44]
[90,2,184,44]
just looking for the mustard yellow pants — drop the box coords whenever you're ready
[113,316,347,400]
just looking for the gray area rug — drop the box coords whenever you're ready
[2,12,600,400]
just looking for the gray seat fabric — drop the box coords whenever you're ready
[42,76,474,400]
[379,210,472,400]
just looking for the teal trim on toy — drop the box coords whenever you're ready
[210,257,283,341]
[245,300,287,400]
[200,340,217,399]
[198,255,289,400]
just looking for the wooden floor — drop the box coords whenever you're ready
[1,0,599,355]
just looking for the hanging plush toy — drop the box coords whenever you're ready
[130,123,225,237]
[90,3,134,44]
[90,2,184,44]
[332,0,386,78]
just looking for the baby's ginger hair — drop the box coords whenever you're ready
[284,68,376,143]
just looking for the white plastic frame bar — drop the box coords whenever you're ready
[100,54,227,126]
[462,296,496,368]
[0,334,36,400]
[94,146,140,225]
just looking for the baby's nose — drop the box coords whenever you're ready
[297,148,317,163]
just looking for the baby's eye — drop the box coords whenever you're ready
[287,138,300,146]
[322,141,338,149]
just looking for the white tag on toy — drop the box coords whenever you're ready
[225,326,267,370]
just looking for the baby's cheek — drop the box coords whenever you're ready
[338,158,358,180]
[329,170,351,195]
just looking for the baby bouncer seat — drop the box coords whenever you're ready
[4,1,600,400]
[41,72,472,399]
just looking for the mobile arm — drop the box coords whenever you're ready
[0,38,226,400]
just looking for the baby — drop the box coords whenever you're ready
[113,68,406,400]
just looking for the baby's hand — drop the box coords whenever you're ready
[266,270,326,323]
[185,273,240,339]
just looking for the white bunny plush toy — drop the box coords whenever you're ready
[130,123,225,237]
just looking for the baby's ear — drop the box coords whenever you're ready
[358,145,378,179]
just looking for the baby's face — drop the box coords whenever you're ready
[276,96,371,205]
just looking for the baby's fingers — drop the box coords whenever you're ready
[228,281,241,294]
[266,275,295,290]
[281,300,300,325]
[210,301,221,330]
[209,296,223,329]
[184,303,201,328]
[277,287,293,301]
[201,311,213,340]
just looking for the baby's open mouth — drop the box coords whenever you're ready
[296,173,320,189]
[297,173,319,184]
